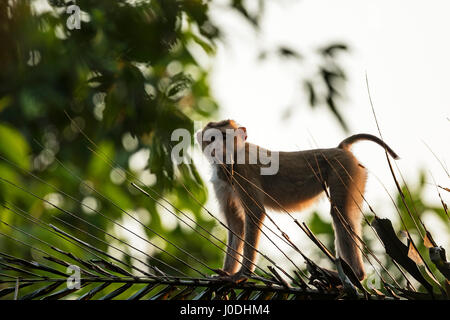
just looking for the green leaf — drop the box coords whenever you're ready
[308,212,333,235]
[0,123,30,170]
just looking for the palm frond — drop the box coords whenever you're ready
[0,217,448,300]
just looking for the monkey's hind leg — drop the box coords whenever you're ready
[328,159,367,280]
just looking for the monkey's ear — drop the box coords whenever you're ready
[237,127,247,140]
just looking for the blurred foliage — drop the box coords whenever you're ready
[0,0,225,276]
[259,43,350,131]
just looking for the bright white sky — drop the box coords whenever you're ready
[200,0,450,266]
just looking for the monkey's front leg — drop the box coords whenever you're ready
[230,200,265,283]
[212,227,244,279]
[221,203,245,275]
[209,195,245,279]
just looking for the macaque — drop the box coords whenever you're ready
[196,120,399,282]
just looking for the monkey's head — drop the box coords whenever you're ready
[196,120,247,164]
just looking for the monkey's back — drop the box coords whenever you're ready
[261,148,355,212]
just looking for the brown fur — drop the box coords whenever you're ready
[198,120,398,281]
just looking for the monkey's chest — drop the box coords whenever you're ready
[210,167,234,196]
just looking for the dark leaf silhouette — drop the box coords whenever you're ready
[372,216,434,294]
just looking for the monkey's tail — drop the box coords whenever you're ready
[338,134,400,160]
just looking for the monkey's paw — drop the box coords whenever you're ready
[208,268,231,279]
[213,268,231,277]
[207,268,234,281]
[208,269,249,284]
[228,271,249,284]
